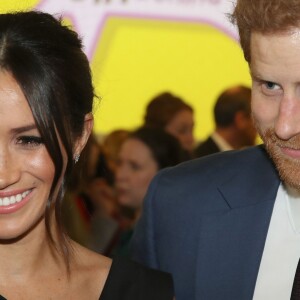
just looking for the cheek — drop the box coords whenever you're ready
[177,132,186,140]
[174,131,186,145]
[252,94,279,129]
[27,151,55,185]
[165,121,181,138]
[165,126,176,138]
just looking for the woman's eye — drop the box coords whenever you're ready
[130,162,141,171]
[16,136,44,148]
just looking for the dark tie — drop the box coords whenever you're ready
[291,258,300,299]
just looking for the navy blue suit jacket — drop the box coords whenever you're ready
[131,145,281,300]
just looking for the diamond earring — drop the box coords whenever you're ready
[74,154,80,164]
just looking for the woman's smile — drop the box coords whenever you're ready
[0,189,32,213]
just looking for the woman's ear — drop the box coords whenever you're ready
[73,113,94,159]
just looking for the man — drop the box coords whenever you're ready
[130,0,300,299]
[194,85,257,157]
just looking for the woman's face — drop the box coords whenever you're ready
[165,109,195,152]
[115,138,158,209]
[0,70,57,240]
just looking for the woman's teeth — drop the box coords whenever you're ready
[0,190,30,206]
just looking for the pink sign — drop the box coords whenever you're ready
[37,0,237,59]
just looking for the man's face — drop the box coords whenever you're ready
[251,30,300,189]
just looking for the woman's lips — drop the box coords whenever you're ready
[0,189,33,214]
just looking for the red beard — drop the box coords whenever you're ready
[260,128,300,190]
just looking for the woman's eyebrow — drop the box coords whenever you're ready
[10,124,37,134]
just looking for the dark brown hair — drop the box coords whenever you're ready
[129,127,186,169]
[214,85,251,127]
[144,92,193,129]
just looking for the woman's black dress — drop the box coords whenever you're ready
[100,256,174,299]
[0,257,174,300]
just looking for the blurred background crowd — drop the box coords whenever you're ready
[62,84,258,257]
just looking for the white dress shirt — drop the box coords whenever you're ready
[253,184,300,299]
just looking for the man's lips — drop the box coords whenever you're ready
[280,146,300,159]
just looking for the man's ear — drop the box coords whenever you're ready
[73,113,94,158]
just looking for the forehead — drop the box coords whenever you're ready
[170,109,193,123]
[0,70,33,124]
[250,30,300,79]
[121,138,153,160]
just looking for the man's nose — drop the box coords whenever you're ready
[274,95,300,141]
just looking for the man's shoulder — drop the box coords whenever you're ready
[147,145,279,213]
[159,145,272,182]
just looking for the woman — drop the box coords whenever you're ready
[0,11,173,299]
[144,92,195,155]
[113,127,185,256]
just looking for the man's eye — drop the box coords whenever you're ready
[16,136,44,147]
[264,81,280,90]
[260,81,282,96]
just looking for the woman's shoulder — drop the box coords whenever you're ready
[100,256,174,300]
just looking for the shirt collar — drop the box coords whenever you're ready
[211,131,233,151]
[284,184,300,233]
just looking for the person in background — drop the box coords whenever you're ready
[101,129,130,177]
[62,134,102,247]
[130,0,300,299]
[0,10,173,299]
[194,85,257,157]
[62,133,120,255]
[63,129,130,255]
[144,92,195,156]
[111,127,186,257]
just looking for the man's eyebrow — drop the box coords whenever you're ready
[250,69,260,79]
[11,124,37,134]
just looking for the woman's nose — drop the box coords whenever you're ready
[0,150,21,189]
[115,164,127,183]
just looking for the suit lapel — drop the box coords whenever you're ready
[195,146,280,299]
[195,201,275,299]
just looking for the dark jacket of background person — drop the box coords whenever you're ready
[194,136,220,157]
